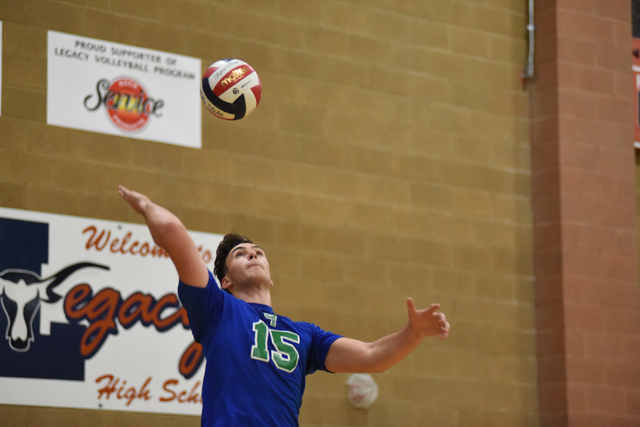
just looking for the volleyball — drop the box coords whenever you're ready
[200,59,262,121]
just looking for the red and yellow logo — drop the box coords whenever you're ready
[84,77,165,133]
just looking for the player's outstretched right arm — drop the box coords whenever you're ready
[324,298,449,373]
[117,185,209,288]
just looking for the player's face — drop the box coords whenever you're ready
[224,243,273,287]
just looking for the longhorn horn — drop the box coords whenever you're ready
[41,262,110,303]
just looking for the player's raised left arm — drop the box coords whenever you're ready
[117,185,209,288]
[324,298,449,373]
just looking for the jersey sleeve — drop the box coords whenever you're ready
[177,270,224,343]
[306,324,342,375]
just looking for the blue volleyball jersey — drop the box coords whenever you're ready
[178,271,341,427]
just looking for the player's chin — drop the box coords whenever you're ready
[247,269,271,282]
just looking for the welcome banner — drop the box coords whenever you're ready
[47,30,202,148]
[0,208,221,415]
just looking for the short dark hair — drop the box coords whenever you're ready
[214,233,253,289]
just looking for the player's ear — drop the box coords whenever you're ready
[221,276,232,291]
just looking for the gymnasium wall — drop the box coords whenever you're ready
[531,1,640,425]
[0,1,535,426]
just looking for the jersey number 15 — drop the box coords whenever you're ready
[251,320,300,373]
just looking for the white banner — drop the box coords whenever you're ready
[47,31,201,148]
[0,207,222,415]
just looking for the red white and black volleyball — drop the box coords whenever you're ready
[200,59,262,120]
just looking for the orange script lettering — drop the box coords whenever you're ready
[96,374,152,406]
[160,379,203,404]
[65,284,190,358]
[82,225,212,263]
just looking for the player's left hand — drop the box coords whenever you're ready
[118,185,151,216]
[406,298,450,340]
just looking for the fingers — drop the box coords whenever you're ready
[424,303,441,315]
[118,186,134,205]
[117,185,147,215]
[406,297,415,313]
[434,309,449,339]
[407,298,450,340]
[407,299,442,317]
[439,319,450,340]
[407,298,441,314]
[431,310,448,339]
[118,185,135,203]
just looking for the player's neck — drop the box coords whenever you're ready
[233,286,272,307]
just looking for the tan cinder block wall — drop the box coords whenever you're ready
[0,1,535,426]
